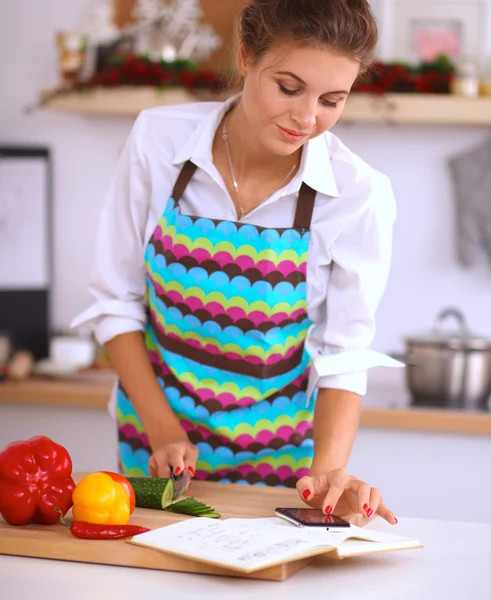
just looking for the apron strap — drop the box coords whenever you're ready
[172,160,316,230]
[293,182,317,230]
[172,160,198,202]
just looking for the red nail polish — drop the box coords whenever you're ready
[363,503,369,510]
[188,466,195,477]
[302,489,311,501]
[367,508,373,518]
[174,467,182,475]
[394,517,398,524]
[324,505,332,516]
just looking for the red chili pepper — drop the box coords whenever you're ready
[54,508,150,540]
[69,521,150,540]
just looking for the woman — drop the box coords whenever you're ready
[73,0,402,524]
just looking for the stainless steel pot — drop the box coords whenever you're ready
[404,308,491,411]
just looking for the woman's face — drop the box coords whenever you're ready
[237,43,360,156]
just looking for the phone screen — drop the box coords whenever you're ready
[275,507,351,527]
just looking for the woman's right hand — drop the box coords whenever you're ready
[148,433,199,479]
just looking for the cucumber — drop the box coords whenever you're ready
[127,476,220,518]
[126,477,175,510]
[164,497,221,519]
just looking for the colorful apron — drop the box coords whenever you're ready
[117,160,317,487]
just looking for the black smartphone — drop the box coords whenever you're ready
[275,507,351,528]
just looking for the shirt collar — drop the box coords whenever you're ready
[172,96,236,169]
[172,96,340,198]
[301,134,340,198]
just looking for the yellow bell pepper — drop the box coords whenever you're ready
[72,472,130,525]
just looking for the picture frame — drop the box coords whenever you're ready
[371,0,491,65]
[0,147,52,358]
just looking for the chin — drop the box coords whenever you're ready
[265,137,304,157]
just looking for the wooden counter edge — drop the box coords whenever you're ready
[0,378,114,410]
[1,377,490,435]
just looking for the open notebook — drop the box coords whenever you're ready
[128,517,422,574]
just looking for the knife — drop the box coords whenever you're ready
[171,467,191,501]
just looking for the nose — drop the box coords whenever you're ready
[290,97,317,130]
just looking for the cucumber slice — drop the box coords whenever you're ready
[164,497,221,518]
[126,477,175,510]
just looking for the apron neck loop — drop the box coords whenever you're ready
[293,183,316,230]
[172,160,316,231]
[172,160,198,202]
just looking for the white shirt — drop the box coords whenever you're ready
[72,97,402,398]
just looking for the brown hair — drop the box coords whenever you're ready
[238,0,378,74]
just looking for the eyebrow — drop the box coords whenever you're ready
[275,71,349,95]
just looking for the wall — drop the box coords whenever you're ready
[2,0,491,354]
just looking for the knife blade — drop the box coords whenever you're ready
[171,468,191,501]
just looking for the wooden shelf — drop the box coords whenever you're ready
[1,376,491,435]
[341,92,491,126]
[39,86,199,117]
[39,86,491,125]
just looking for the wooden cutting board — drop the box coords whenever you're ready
[0,480,311,581]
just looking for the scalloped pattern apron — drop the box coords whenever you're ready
[116,160,317,487]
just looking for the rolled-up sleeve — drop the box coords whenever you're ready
[71,112,150,345]
[306,175,400,398]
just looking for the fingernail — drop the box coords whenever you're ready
[367,508,373,518]
[174,467,182,475]
[394,517,398,524]
[363,503,369,511]
[302,489,311,501]
[324,505,332,516]
[188,466,195,476]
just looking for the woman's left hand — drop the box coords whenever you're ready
[296,468,398,525]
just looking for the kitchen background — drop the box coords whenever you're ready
[1,0,490,522]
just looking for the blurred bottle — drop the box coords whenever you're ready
[479,58,491,96]
[451,56,479,98]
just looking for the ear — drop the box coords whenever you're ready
[235,42,250,77]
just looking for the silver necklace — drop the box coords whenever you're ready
[222,116,299,219]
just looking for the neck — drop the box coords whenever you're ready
[222,101,301,179]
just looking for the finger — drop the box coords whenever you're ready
[368,487,382,518]
[348,479,373,518]
[151,453,172,478]
[148,454,158,477]
[165,445,186,477]
[296,473,334,504]
[296,476,315,503]
[184,444,199,477]
[376,502,398,525]
[320,470,352,515]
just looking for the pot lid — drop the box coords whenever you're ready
[405,308,491,350]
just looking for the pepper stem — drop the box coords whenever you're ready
[54,507,70,529]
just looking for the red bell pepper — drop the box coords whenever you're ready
[0,435,76,526]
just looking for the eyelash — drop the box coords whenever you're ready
[278,84,339,108]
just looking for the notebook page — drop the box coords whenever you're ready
[228,518,419,545]
[335,537,422,558]
[129,517,338,573]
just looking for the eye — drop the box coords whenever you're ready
[278,84,299,96]
[320,98,339,108]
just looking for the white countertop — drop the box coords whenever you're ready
[1,516,490,600]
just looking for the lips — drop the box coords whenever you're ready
[277,125,309,143]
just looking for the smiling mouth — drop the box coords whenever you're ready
[277,125,309,138]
